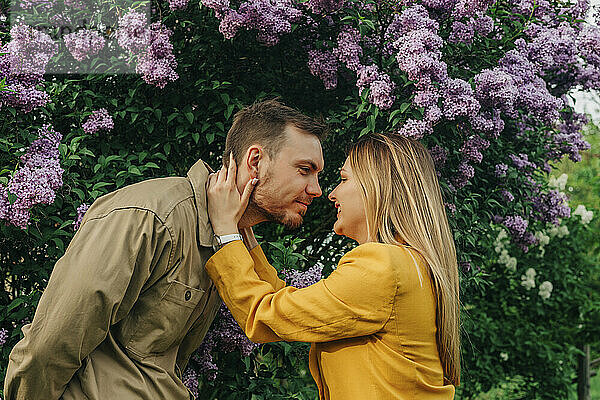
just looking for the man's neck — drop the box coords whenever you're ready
[238,203,267,229]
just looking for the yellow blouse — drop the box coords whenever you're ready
[205,240,454,400]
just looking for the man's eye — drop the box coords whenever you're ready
[300,167,310,174]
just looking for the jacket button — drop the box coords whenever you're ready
[185,290,192,301]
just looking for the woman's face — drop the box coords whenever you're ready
[328,157,369,244]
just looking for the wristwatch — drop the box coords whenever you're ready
[213,233,243,251]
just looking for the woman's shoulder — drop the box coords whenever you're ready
[341,242,418,269]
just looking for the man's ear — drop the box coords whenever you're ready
[245,145,266,178]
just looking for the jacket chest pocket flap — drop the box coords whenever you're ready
[123,279,205,358]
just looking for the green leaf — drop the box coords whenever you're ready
[128,166,142,175]
[185,112,194,124]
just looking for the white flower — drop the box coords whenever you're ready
[506,257,517,271]
[525,268,536,279]
[535,231,550,247]
[500,352,509,361]
[539,281,553,300]
[557,225,569,238]
[549,173,568,191]
[573,204,594,224]
[521,268,536,290]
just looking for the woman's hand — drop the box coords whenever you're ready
[206,153,258,235]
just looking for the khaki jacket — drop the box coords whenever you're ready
[5,159,222,400]
[207,241,455,400]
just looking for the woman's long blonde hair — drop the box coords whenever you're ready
[348,133,460,386]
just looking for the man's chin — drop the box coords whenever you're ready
[280,213,304,229]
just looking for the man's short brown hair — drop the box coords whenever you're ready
[224,99,328,167]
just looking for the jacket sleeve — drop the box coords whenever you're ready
[205,240,399,343]
[248,244,286,290]
[4,208,172,400]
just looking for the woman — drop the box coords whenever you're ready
[205,133,460,399]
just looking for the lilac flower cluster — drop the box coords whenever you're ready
[307,49,338,89]
[135,23,179,89]
[355,64,396,109]
[182,368,199,397]
[168,0,190,10]
[64,29,105,61]
[73,203,89,230]
[281,263,323,289]
[552,111,591,162]
[449,13,495,45]
[333,27,362,72]
[429,145,448,168]
[82,108,114,134]
[460,135,490,163]
[502,215,537,252]
[442,79,480,120]
[117,11,179,89]
[508,153,536,170]
[532,190,571,226]
[0,125,64,229]
[0,24,57,112]
[0,328,8,346]
[204,0,302,46]
[117,10,151,54]
[304,0,343,14]
[495,163,508,178]
[193,303,259,381]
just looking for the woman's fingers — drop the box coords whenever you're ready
[239,178,258,213]
[227,152,236,186]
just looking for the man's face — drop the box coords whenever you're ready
[251,125,324,228]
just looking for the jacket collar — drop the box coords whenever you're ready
[187,159,215,247]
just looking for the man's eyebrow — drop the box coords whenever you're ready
[295,159,322,172]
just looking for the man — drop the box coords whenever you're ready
[4,99,326,400]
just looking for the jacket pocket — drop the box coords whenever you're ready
[124,279,205,358]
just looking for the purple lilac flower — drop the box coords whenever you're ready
[460,135,489,163]
[333,27,362,72]
[442,78,480,120]
[473,69,518,115]
[503,215,528,237]
[449,20,474,45]
[525,22,578,74]
[532,190,570,225]
[0,328,8,346]
[281,264,323,288]
[117,10,150,54]
[501,190,514,202]
[508,153,535,170]
[136,23,179,89]
[194,303,259,380]
[0,24,57,112]
[82,109,114,135]
[472,14,494,36]
[73,203,89,230]
[182,368,199,396]
[453,0,495,19]
[552,111,591,162]
[304,0,343,14]
[429,145,448,168]
[451,161,475,189]
[2,125,64,229]
[397,119,432,139]
[424,105,442,124]
[64,29,105,61]
[495,163,508,178]
[356,65,396,109]
[445,203,457,213]
[168,0,189,10]
[308,49,338,90]
[219,10,247,39]
[470,108,504,138]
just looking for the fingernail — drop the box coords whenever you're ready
[251,178,258,185]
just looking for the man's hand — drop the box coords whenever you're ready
[206,153,258,236]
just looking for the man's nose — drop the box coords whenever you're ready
[307,176,322,198]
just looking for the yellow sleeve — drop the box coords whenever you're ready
[248,244,286,290]
[205,241,398,343]
[4,209,171,400]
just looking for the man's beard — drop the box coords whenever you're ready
[249,172,304,229]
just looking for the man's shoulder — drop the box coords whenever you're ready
[86,176,195,223]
